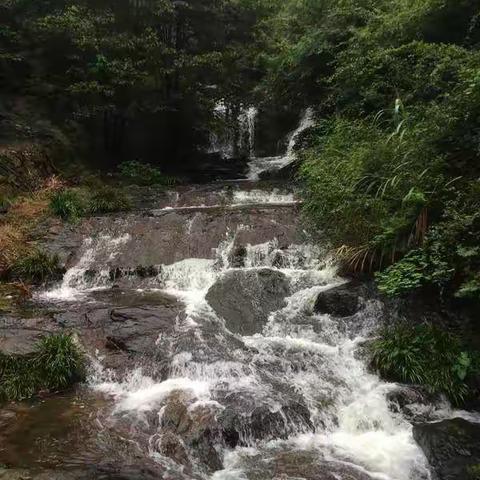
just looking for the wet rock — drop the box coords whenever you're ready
[271,451,373,480]
[154,431,190,469]
[106,306,176,353]
[219,402,313,446]
[413,418,480,480]
[233,449,373,480]
[57,305,179,357]
[229,246,247,268]
[387,385,440,422]
[206,268,290,335]
[314,282,369,317]
[47,204,301,272]
[0,468,168,480]
[159,392,223,472]
[387,385,431,410]
[258,159,298,181]
[0,317,58,356]
[0,470,33,480]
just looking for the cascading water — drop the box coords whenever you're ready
[208,101,234,159]
[208,102,257,160]
[247,108,315,180]
[46,219,435,479]
[238,106,257,158]
[40,234,131,301]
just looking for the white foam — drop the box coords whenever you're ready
[232,189,297,205]
[293,429,427,480]
[94,369,211,413]
[40,234,131,301]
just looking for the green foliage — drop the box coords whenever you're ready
[376,250,430,296]
[87,185,132,214]
[300,114,444,252]
[50,185,131,220]
[2,0,260,141]
[119,161,175,187]
[50,189,85,221]
[290,0,480,303]
[11,250,62,284]
[0,333,84,402]
[456,277,480,300]
[371,323,479,405]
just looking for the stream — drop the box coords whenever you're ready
[1,115,479,480]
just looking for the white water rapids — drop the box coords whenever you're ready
[42,218,433,479]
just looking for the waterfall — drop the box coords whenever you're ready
[247,108,315,180]
[208,102,257,159]
[39,234,131,301]
[208,101,234,159]
[238,106,257,158]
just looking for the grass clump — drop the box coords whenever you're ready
[370,323,479,405]
[11,249,63,284]
[49,188,85,221]
[50,186,131,220]
[0,333,84,402]
[119,160,175,187]
[87,185,131,214]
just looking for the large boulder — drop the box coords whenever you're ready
[413,418,480,480]
[56,304,179,355]
[206,268,291,335]
[314,282,374,317]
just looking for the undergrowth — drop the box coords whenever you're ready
[119,160,176,187]
[370,323,479,405]
[0,180,60,278]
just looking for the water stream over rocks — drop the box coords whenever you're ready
[1,168,479,479]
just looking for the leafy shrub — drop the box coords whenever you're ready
[371,323,478,405]
[50,189,86,221]
[119,161,175,187]
[11,250,63,284]
[87,185,131,214]
[376,250,429,296]
[376,247,454,297]
[0,333,84,402]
